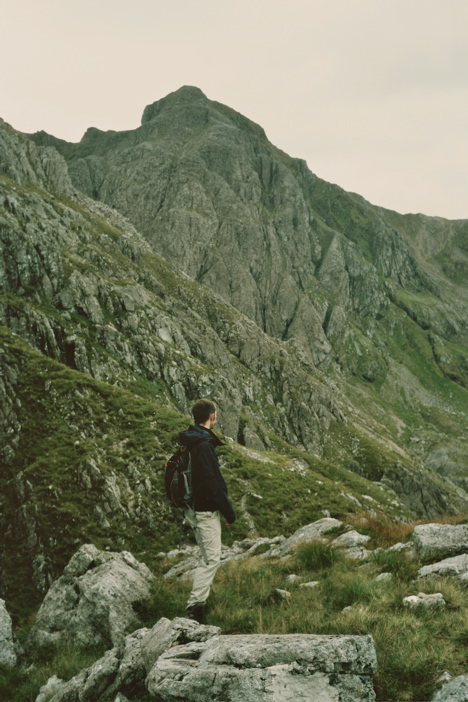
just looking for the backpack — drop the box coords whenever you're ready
[165,446,193,508]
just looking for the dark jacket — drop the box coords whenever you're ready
[178,424,236,524]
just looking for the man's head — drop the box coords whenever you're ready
[192,398,217,428]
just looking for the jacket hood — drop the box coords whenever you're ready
[178,424,223,449]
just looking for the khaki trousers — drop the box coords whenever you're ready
[185,509,222,607]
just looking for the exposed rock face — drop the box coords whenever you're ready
[0,346,21,466]
[413,524,468,560]
[332,530,371,549]
[140,616,222,674]
[36,675,65,702]
[27,544,154,651]
[0,119,347,454]
[146,632,378,702]
[0,598,20,668]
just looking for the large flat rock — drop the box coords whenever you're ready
[147,633,377,702]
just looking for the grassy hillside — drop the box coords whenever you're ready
[0,325,413,624]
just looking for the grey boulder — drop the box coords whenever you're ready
[413,524,468,560]
[27,544,154,651]
[147,632,378,702]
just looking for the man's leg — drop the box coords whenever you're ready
[186,510,222,616]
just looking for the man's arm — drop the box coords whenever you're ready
[196,442,236,524]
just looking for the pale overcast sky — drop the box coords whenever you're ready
[2,0,467,219]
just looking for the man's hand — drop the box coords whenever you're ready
[224,521,232,526]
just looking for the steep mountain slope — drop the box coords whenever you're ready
[4,120,446,621]
[30,86,468,488]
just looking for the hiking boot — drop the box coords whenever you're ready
[186,602,207,624]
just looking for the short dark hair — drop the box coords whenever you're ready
[192,399,217,424]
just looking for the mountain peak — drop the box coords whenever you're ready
[141,85,208,125]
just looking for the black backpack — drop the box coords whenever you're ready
[165,446,193,508]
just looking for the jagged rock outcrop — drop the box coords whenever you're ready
[40,627,150,702]
[36,676,65,702]
[0,119,346,451]
[31,88,468,377]
[0,345,21,466]
[27,544,154,651]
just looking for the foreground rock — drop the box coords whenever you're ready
[432,674,468,702]
[147,631,378,702]
[413,524,468,561]
[27,544,154,651]
[0,598,21,668]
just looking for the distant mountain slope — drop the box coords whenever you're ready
[29,86,468,488]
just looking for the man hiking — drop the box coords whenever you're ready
[178,399,236,623]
